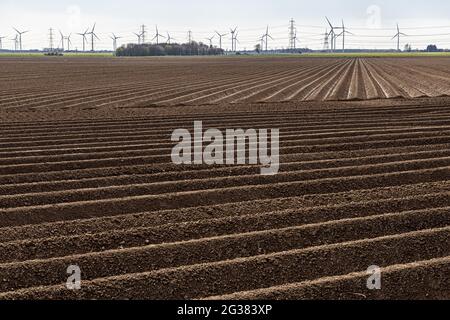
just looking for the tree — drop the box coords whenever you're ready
[255,44,261,54]
[404,44,412,52]
[426,44,438,52]
[116,42,224,56]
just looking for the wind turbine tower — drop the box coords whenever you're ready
[12,35,18,51]
[77,28,89,52]
[234,31,240,51]
[88,24,99,52]
[13,28,29,51]
[111,33,121,51]
[259,36,265,53]
[152,25,165,45]
[230,27,237,51]
[134,32,142,44]
[263,26,274,52]
[392,24,406,51]
[166,32,175,44]
[337,20,353,53]
[206,35,215,47]
[59,31,65,50]
[325,17,340,52]
[215,31,227,50]
[66,34,72,51]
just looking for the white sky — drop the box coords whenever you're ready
[1,0,450,51]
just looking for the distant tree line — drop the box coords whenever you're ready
[426,44,440,52]
[116,42,224,56]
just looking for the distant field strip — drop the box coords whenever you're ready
[1,57,450,110]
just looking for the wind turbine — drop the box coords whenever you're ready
[152,25,165,45]
[258,36,265,53]
[262,26,274,51]
[234,31,240,51]
[205,35,215,47]
[110,33,121,51]
[230,27,237,51]
[77,28,89,52]
[87,23,99,52]
[59,31,71,51]
[215,31,227,50]
[336,20,353,53]
[134,32,142,44]
[13,28,29,51]
[66,34,72,51]
[59,31,65,50]
[392,23,406,51]
[11,35,18,51]
[325,17,340,52]
[166,32,175,44]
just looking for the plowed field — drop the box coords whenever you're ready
[0,56,449,300]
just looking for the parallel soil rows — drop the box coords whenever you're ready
[0,75,450,299]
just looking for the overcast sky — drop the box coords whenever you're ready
[1,0,450,51]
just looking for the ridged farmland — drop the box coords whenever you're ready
[0,56,449,300]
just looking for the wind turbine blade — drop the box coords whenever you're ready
[92,23,96,32]
[325,17,333,29]
[13,27,20,34]
[391,35,398,40]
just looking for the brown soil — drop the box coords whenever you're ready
[0,56,449,300]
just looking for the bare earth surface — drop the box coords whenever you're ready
[0,56,449,300]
